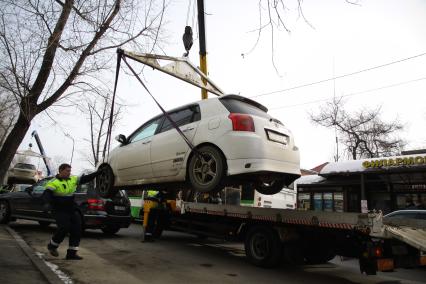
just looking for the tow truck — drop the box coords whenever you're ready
[137,190,426,275]
[104,49,426,275]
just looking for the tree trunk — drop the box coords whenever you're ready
[0,113,32,184]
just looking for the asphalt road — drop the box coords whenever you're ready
[10,221,426,284]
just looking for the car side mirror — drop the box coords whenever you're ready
[115,134,127,145]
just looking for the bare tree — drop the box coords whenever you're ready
[0,0,166,183]
[246,1,359,74]
[0,91,18,148]
[242,0,314,74]
[310,97,405,160]
[79,92,123,167]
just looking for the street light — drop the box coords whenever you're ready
[64,133,75,165]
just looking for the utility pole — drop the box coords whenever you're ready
[197,0,208,100]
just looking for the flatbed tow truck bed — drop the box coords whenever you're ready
[141,199,426,275]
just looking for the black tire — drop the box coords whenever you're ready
[38,221,51,228]
[244,226,282,268]
[255,179,286,195]
[101,225,121,235]
[0,200,10,224]
[188,146,226,193]
[96,165,117,198]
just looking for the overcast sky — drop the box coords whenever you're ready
[20,0,426,175]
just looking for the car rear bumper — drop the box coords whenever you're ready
[215,131,300,167]
[83,214,132,229]
[227,158,301,176]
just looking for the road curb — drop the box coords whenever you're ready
[5,226,64,284]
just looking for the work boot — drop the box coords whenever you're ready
[47,243,59,257]
[66,249,83,260]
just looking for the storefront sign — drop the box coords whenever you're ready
[362,156,426,169]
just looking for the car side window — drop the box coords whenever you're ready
[129,117,162,143]
[159,105,200,133]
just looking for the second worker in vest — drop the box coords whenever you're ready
[43,163,101,260]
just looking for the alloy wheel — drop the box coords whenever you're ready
[192,153,218,185]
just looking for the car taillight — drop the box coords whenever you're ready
[87,199,105,211]
[228,113,255,132]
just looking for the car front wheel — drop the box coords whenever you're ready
[96,165,117,198]
[0,200,11,224]
[188,146,226,193]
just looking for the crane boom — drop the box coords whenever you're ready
[31,131,51,176]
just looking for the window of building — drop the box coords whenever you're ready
[323,193,333,212]
[334,192,344,212]
[314,193,323,211]
[297,193,311,210]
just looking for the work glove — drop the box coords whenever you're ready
[80,169,102,184]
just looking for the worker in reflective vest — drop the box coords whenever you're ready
[147,190,160,199]
[44,163,100,260]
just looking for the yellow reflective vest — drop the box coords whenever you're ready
[45,176,79,196]
[147,190,159,198]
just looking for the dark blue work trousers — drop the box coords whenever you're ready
[51,210,81,248]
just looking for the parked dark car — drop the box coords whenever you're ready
[0,178,132,235]
[384,210,426,220]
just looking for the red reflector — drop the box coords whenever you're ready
[228,113,255,132]
[87,199,105,210]
[374,247,383,257]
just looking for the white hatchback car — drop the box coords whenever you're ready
[7,163,38,184]
[96,95,300,197]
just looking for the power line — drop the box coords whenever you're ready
[268,76,426,111]
[250,51,426,99]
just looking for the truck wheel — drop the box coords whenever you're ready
[188,146,225,193]
[244,226,282,268]
[96,165,117,198]
[255,179,285,195]
[0,200,10,224]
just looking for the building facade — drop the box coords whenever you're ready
[296,154,426,214]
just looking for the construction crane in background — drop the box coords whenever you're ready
[31,131,51,176]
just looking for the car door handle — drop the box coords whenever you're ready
[142,140,151,145]
[183,127,194,133]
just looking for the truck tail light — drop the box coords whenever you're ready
[228,113,255,132]
[87,199,105,211]
[374,247,383,258]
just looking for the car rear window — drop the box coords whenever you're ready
[219,98,270,119]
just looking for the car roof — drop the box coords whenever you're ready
[384,210,426,217]
[160,94,268,115]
